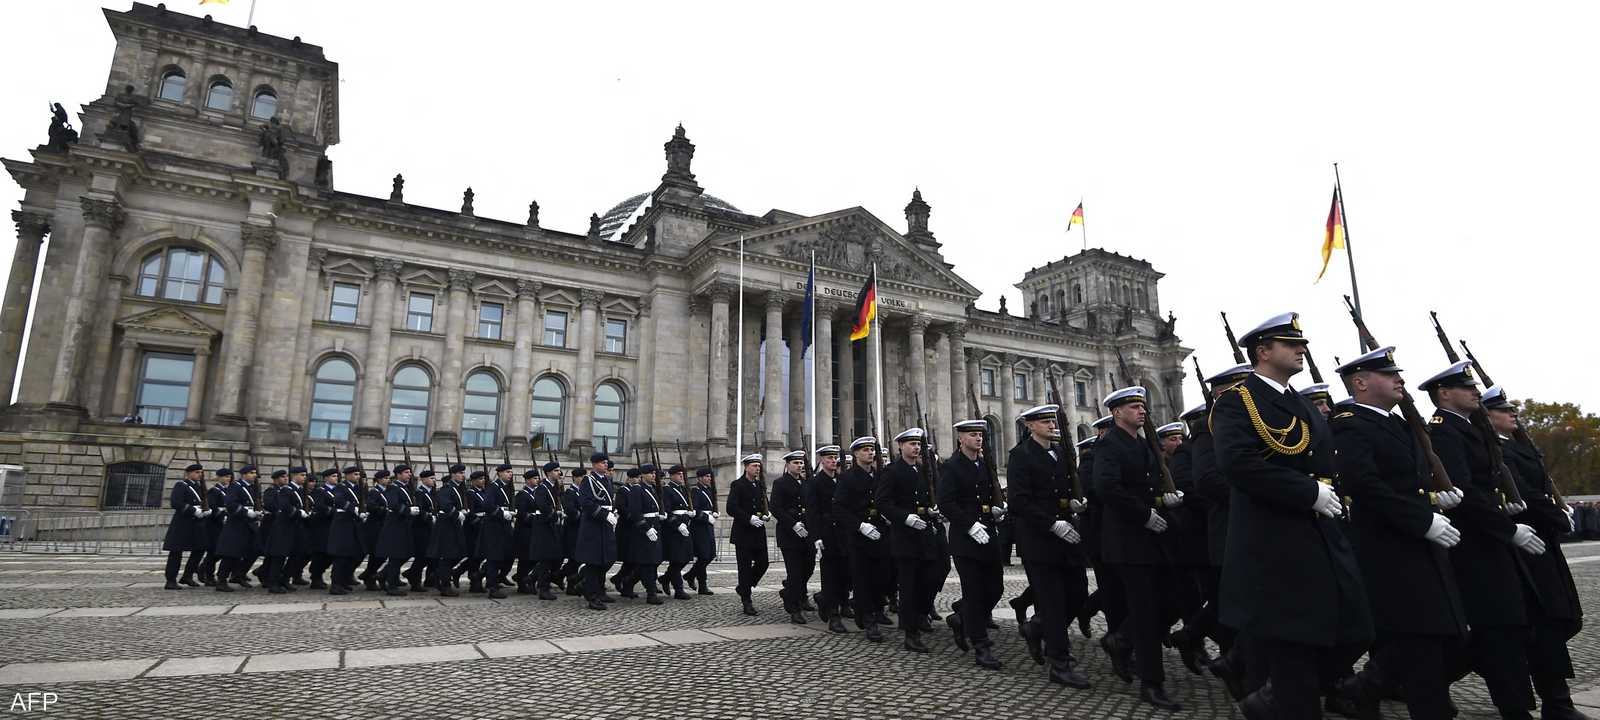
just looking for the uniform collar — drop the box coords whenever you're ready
[1252,372,1290,395]
[1354,402,1391,417]
[1443,408,1472,423]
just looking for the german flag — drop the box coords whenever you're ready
[1068,202,1084,228]
[849,265,877,342]
[1317,186,1346,282]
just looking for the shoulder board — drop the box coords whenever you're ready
[1333,411,1355,420]
[1429,415,1443,424]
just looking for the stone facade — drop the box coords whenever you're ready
[0,3,1188,512]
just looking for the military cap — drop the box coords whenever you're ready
[849,436,879,451]
[1418,360,1477,392]
[342,465,362,475]
[1237,311,1309,348]
[185,463,205,473]
[418,469,437,478]
[814,446,841,457]
[589,452,610,464]
[288,465,308,475]
[1018,404,1059,422]
[781,450,806,462]
[893,428,926,444]
[1092,415,1114,430]
[1298,383,1333,402]
[1481,385,1513,410]
[237,465,258,475]
[542,461,562,473]
[523,468,539,479]
[469,470,488,480]
[448,463,467,474]
[1155,421,1187,437]
[1204,363,1254,385]
[1334,397,1357,409]
[495,463,514,473]
[952,419,987,433]
[740,453,763,465]
[626,468,641,478]
[1336,346,1402,376]
[1103,386,1147,410]
[1179,403,1208,422]
[639,464,657,475]
[320,468,339,478]
[695,467,715,478]
[215,467,234,478]
[667,465,687,475]
[372,469,392,480]
[1075,436,1098,450]
[270,469,288,479]
[392,464,412,474]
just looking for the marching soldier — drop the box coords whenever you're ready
[283,466,315,587]
[1009,404,1092,689]
[1067,414,1120,640]
[489,464,517,589]
[806,446,852,633]
[427,465,468,597]
[772,450,817,624]
[659,465,695,600]
[363,469,394,591]
[727,454,771,616]
[1330,347,1467,720]
[560,469,585,595]
[513,468,541,593]
[1193,362,1252,698]
[470,468,512,599]
[1166,406,1216,675]
[834,437,893,642]
[162,462,209,590]
[460,470,488,593]
[687,468,719,595]
[878,428,948,653]
[612,468,639,598]
[307,468,340,590]
[528,462,566,601]
[402,469,437,592]
[1300,383,1334,418]
[577,452,620,611]
[262,468,303,594]
[377,468,420,596]
[237,464,264,586]
[1485,386,1590,720]
[200,468,229,586]
[625,464,666,605]
[214,467,262,592]
[326,466,367,595]
[1095,388,1182,711]
[1211,312,1372,719]
[940,419,1005,670]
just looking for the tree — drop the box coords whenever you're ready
[1515,399,1600,496]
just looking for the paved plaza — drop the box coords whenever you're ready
[0,545,1595,718]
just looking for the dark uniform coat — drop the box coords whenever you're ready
[475,482,514,561]
[938,450,1003,563]
[771,473,812,551]
[377,483,418,560]
[1503,438,1582,624]
[1212,374,1373,647]
[264,483,302,557]
[690,485,718,560]
[1076,449,1100,561]
[562,483,582,559]
[575,473,618,566]
[215,482,261,559]
[726,477,768,549]
[1094,426,1168,566]
[1188,428,1229,567]
[409,484,435,560]
[529,480,564,562]
[1164,442,1210,566]
[203,483,228,551]
[161,479,207,552]
[426,481,467,560]
[832,465,890,558]
[513,484,538,561]
[361,484,384,555]
[1007,437,1087,568]
[1332,405,1467,637]
[1431,410,1535,627]
[661,483,694,564]
[806,470,846,559]
[614,483,633,561]
[877,459,946,560]
[625,483,664,565]
[326,481,366,558]
[308,482,338,555]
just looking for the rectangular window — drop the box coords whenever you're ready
[478,302,503,340]
[1075,380,1088,408]
[1013,372,1029,402]
[136,352,194,426]
[406,292,434,332]
[329,282,360,324]
[980,368,996,398]
[543,310,568,347]
[604,318,627,354]
[102,462,169,509]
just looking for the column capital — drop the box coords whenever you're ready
[945,323,968,343]
[637,293,654,317]
[907,314,930,334]
[79,197,124,231]
[1001,352,1018,368]
[447,268,476,292]
[373,257,405,280]
[308,247,329,269]
[240,223,279,252]
[195,346,213,358]
[579,288,604,307]
[515,278,542,299]
[706,283,735,305]
[762,290,786,313]
[119,337,139,350]
[965,347,983,364]
[11,210,49,241]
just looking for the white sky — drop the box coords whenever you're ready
[2,1,1595,414]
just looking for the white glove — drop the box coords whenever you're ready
[1434,488,1463,511]
[710,512,720,522]
[501,509,514,521]
[1144,510,1168,533]
[358,512,369,521]
[646,527,659,542]
[748,515,765,528]
[1506,500,1528,515]
[1567,506,1577,534]
[1513,524,1546,555]
[1313,483,1343,518]
[816,539,824,551]
[298,509,309,519]
[904,515,929,531]
[1424,514,1461,548]
[793,522,809,538]
[1050,520,1080,543]
[606,511,619,528]
[858,522,881,541]
[678,523,690,537]
[1070,498,1088,513]
[967,523,991,545]
[991,504,1007,521]
[1160,491,1183,508]
[246,509,259,520]
[408,506,419,516]
[190,506,204,519]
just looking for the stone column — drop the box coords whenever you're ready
[907,316,929,435]
[568,288,602,451]
[762,292,785,449]
[81,274,128,417]
[110,338,139,416]
[354,257,403,438]
[964,347,981,421]
[706,286,731,444]
[214,223,277,421]
[635,294,656,444]
[185,348,212,425]
[48,197,123,408]
[1031,361,1046,406]
[835,311,855,442]
[505,279,540,442]
[813,301,834,446]
[932,329,951,450]
[787,307,805,448]
[433,269,474,440]
[0,211,48,402]
[1000,353,1018,452]
[947,326,969,419]
[286,249,326,422]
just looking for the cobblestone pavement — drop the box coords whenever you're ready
[0,543,1593,719]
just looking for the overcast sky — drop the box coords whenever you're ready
[2,1,1595,414]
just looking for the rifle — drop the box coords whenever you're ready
[911,393,938,510]
[332,444,343,485]
[675,439,686,473]
[1459,339,1565,509]
[1428,310,1523,506]
[380,445,390,478]
[479,444,491,487]
[401,444,415,488]
[354,445,369,495]
[1044,373,1084,501]
[968,383,1003,506]
[1338,296,1457,495]
[1192,357,1213,415]
[1220,312,1248,365]
[453,437,464,469]
[1115,350,1177,495]
[1304,351,1325,385]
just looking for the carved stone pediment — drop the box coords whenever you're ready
[729,211,977,296]
[116,306,220,339]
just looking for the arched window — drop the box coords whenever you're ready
[461,371,500,448]
[158,69,187,102]
[1137,286,1149,310]
[136,247,226,304]
[205,78,234,111]
[1056,289,1066,311]
[250,87,278,120]
[308,358,356,441]
[530,376,566,451]
[1073,284,1083,304]
[593,382,625,453]
[387,364,432,444]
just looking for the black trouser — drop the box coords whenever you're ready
[953,555,1002,646]
[662,561,688,592]
[1090,562,1127,634]
[331,556,358,588]
[431,557,459,588]
[1115,563,1168,686]
[482,556,504,590]
[403,554,428,584]
[734,543,768,600]
[535,558,561,590]
[382,554,405,589]
[513,556,536,584]
[848,547,892,622]
[235,555,258,581]
[688,558,712,588]
[1529,608,1579,710]
[1020,560,1087,663]
[263,556,287,589]
[895,556,944,626]
[217,556,237,584]
[201,550,221,580]
[165,551,202,582]
[1358,632,1453,720]
[584,562,613,599]
[779,546,816,613]
[1186,566,1230,650]
[285,554,308,580]
[307,553,331,584]
[1252,636,1368,719]
[637,562,660,595]
[358,553,380,582]
[1450,625,1534,715]
[455,557,482,583]
[818,551,851,617]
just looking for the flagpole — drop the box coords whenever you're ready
[872,262,884,442]
[247,0,258,27]
[1333,163,1364,320]
[808,250,818,463]
[1080,197,1088,251]
[735,234,745,471]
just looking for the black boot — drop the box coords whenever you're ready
[828,616,849,634]
[1139,683,1182,712]
[1048,658,1091,689]
[182,574,202,588]
[164,580,181,590]
[1239,686,1273,720]
[864,622,884,643]
[1076,604,1094,637]
[1101,634,1133,683]
[487,584,508,600]
[1332,675,1379,720]
[646,591,664,606]
[1009,595,1029,631]
[741,598,759,616]
[1021,619,1044,665]
[788,611,807,624]
[587,597,608,611]
[1208,654,1246,701]
[947,613,969,652]
[973,642,1001,670]
[1168,628,1204,676]
[903,631,930,654]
